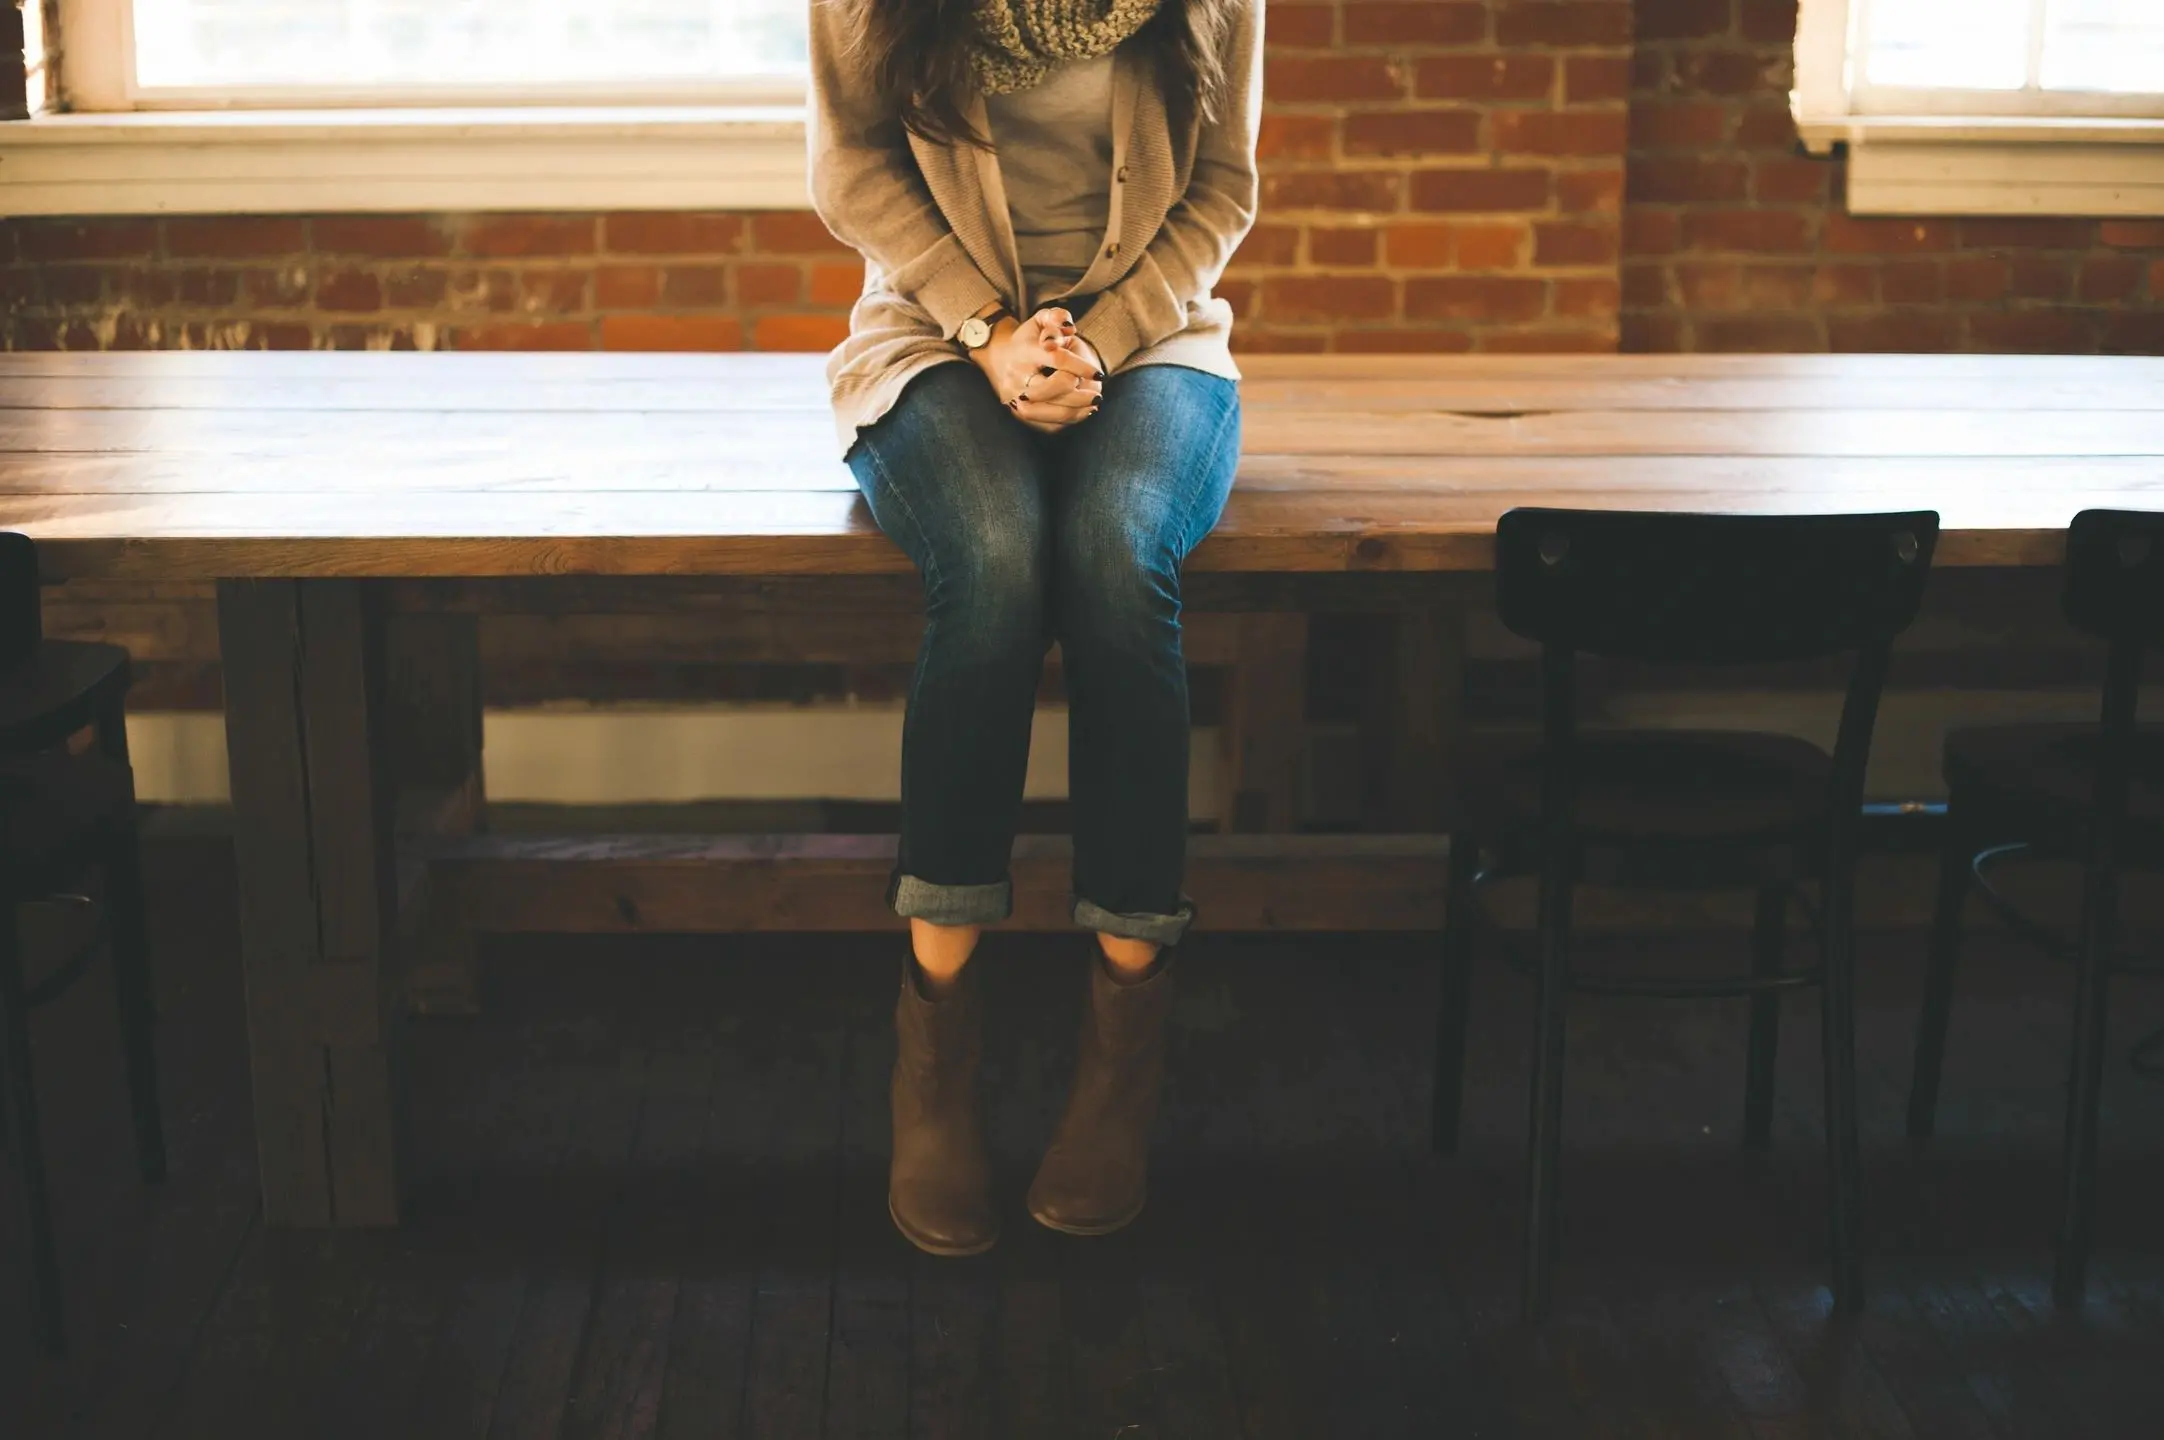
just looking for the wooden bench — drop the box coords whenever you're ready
[5,349,2160,1228]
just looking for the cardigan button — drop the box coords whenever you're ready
[1105,242,1121,257]
[1116,165,1129,183]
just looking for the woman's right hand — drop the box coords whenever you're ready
[968,307,1103,433]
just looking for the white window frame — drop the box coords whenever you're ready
[1793,0,2164,215]
[0,0,815,215]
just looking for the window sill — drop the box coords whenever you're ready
[1792,114,2164,216]
[0,105,812,216]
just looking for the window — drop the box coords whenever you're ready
[1795,0,2164,214]
[1,1,815,214]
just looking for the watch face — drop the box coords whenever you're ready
[959,316,991,348]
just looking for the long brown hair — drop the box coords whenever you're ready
[849,0,1236,148]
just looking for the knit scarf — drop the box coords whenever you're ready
[969,0,1164,96]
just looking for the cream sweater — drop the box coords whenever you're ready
[806,0,1264,454]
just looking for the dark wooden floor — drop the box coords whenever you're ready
[6,840,2164,1439]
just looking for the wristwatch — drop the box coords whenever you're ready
[956,308,1008,351]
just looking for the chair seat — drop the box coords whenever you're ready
[0,752,136,888]
[0,641,131,751]
[1944,723,2164,844]
[1452,729,1835,848]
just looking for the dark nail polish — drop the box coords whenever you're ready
[1096,371,1108,381]
[1039,365,1056,376]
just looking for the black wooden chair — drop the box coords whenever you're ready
[1433,508,1938,1322]
[0,532,165,1352]
[1905,507,2164,1308]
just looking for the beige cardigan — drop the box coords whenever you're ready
[807,0,1264,454]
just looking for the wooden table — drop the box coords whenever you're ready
[4,350,2160,1228]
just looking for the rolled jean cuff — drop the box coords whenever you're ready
[1073,895,1195,946]
[891,872,1012,927]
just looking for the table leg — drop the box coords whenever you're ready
[218,578,406,1227]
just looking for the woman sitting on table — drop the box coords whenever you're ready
[809,0,1262,1255]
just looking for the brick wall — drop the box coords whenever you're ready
[2,1,1630,354]
[5,0,2160,356]
[1623,0,2164,353]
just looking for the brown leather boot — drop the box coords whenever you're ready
[889,958,998,1256]
[1027,952,1174,1236]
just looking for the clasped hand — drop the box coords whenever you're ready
[968,306,1105,434]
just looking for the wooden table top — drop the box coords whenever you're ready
[3,351,2159,581]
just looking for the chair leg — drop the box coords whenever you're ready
[1521,867,1574,1324]
[1906,804,1973,1142]
[1742,882,1785,1148]
[1819,870,1865,1316]
[2054,861,2117,1308]
[1431,836,1481,1156]
[105,820,167,1186]
[0,906,67,1351]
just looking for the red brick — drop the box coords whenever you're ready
[1967,310,2095,352]
[461,214,598,259]
[1554,277,1622,318]
[454,321,593,350]
[1233,224,1303,266]
[1266,56,1405,103]
[1335,328,1477,353]
[1269,3,1336,46]
[1675,262,1816,311]
[1828,311,1959,352]
[660,267,728,306]
[1559,167,1626,214]
[2079,257,2145,303]
[1310,227,1381,266]
[1621,262,1670,308]
[1405,276,1547,323]
[2007,256,2074,301]
[601,314,746,351]
[1740,0,1803,44]
[165,217,307,259]
[752,314,853,350]
[2151,260,2164,299]
[1943,257,2012,302]
[1342,2,1488,45]
[595,265,664,307]
[809,262,866,307]
[2101,220,2164,249]
[1812,263,1878,306]
[1255,114,1336,161]
[1694,314,1822,351]
[1631,155,1750,204]
[1494,3,1634,48]
[1823,215,1952,255]
[1637,0,1737,40]
[518,269,590,314]
[1480,326,1616,354]
[736,263,801,306]
[445,268,517,313]
[1533,220,1619,266]
[1409,168,1551,212]
[1959,218,2095,249]
[1263,170,1405,212]
[1457,222,1532,268]
[35,267,105,306]
[1629,100,1730,148]
[602,212,746,255]
[1672,48,1782,97]
[1384,223,1457,268]
[1621,312,1687,351]
[1682,209,1811,253]
[1879,260,1944,305]
[1753,156,1831,203]
[1493,110,1630,157]
[381,267,449,309]
[1262,275,1397,323]
[2103,312,2164,355]
[242,266,313,308]
[1344,109,1484,157]
[1733,103,1799,149]
[323,324,420,352]
[1632,48,1672,92]
[1214,280,1257,319]
[1625,208,1683,255]
[750,213,849,255]
[1414,55,1554,102]
[1230,328,1332,354]
[312,216,450,258]
[1565,56,1633,103]
[17,219,157,263]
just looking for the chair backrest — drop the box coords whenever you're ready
[1495,509,1939,664]
[2063,509,2164,645]
[0,531,39,669]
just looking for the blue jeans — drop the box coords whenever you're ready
[846,361,1242,945]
